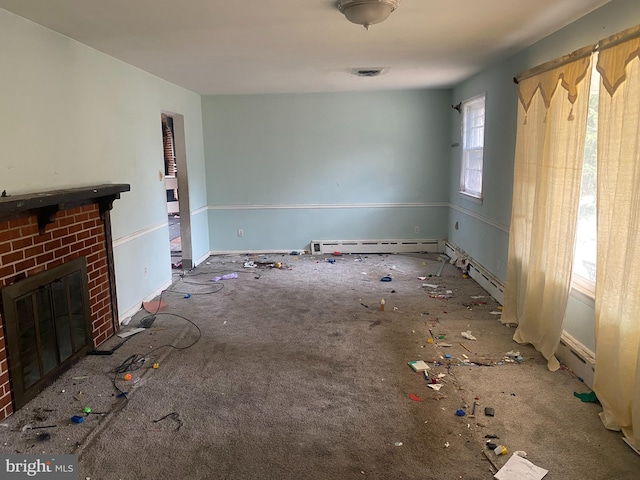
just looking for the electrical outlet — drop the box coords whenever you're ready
[237,229,244,237]
[414,226,420,234]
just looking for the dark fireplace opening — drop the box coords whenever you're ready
[2,257,92,409]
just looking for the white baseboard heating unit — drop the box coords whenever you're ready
[445,241,505,305]
[310,239,445,255]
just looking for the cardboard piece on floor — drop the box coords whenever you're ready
[117,327,146,339]
[494,454,548,480]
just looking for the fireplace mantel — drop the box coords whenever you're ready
[0,184,130,234]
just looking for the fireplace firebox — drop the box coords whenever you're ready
[2,257,92,408]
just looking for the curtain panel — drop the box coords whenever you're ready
[503,56,592,371]
[593,26,640,452]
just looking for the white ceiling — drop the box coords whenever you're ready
[0,0,611,95]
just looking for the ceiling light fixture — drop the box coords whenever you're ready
[337,0,400,30]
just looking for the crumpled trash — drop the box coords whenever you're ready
[505,351,525,363]
[380,276,393,282]
[429,288,453,299]
[461,331,477,341]
[212,273,238,282]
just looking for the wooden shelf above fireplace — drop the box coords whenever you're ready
[0,184,130,234]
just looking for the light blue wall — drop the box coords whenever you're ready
[449,0,640,352]
[0,8,208,319]
[207,206,448,252]
[202,90,451,251]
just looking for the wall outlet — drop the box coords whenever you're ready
[237,229,244,237]
[414,226,420,234]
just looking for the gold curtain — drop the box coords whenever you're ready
[503,56,592,371]
[593,26,640,452]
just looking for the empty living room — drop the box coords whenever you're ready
[1,1,640,478]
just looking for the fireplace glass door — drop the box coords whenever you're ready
[2,257,92,409]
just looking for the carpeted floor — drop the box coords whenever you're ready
[1,253,639,479]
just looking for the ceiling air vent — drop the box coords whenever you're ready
[351,67,388,77]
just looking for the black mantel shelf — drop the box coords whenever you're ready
[0,184,130,234]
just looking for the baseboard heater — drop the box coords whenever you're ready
[557,332,596,389]
[311,239,445,255]
[445,241,505,305]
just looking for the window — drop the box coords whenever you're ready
[572,65,599,294]
[460,94,486,199]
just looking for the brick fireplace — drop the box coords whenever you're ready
[0,184,129,420]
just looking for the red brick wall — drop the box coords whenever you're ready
[0,204,115,419]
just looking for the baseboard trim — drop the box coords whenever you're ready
[194,251,212,267]
[118,279,172,325]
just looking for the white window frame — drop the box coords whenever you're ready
[460,94,486,200]
[571,64,599,299]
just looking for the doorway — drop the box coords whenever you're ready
[162,113,193,270]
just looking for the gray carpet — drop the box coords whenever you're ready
[1,253,639,479]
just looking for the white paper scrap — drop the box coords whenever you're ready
[490,311,502,315]
[117,327,146,338]
[422,283,438,288]
[494,454,548,480]
[427,384,443,391]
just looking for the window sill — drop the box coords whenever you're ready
[459,191,483,204]
[570,277,595,307]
